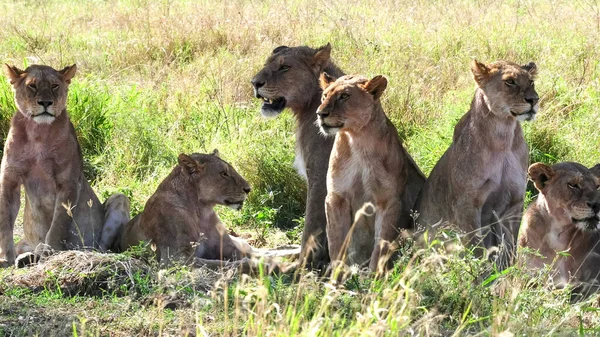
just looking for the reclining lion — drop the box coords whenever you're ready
[317,73,423,273]
[415,59,539,268]
[117,150,299,273]
[519,162,600,297]
[0,64,130,267]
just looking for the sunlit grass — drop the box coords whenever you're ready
[1,0,600,335]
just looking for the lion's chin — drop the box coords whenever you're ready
[512,111,536,122]
[31,112,56,124]
[319,124,341,137]
[224,200,244,211]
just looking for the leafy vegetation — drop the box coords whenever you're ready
[0,0,600,335]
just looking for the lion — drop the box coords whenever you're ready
[251,43,425,269]
[0,64,130,267]
[415,60,539,269]
[317,73,423,273]
[116,150,299,273]
[518,162,600,298]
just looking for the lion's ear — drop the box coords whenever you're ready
[362,75,388,100]
[312,43,331,74]
[590,164,600,178]
[58,64,77,85]
[522,62,537,77]
[178,153,205,175]
[319,72,336,90]
[3,64,24,85]
[471,59,490,87]
[272,46,288,54]
[528,163,555,191]
[211,149,220,158]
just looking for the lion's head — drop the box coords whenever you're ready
[316,73,387,136]
[177,150,251,210]
[3,64,77,124]
[471,60,539,121]
[529,162,600,231]
[250,43,332,117]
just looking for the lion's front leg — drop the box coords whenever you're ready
[494,199,524,269]
[0,177,20,267]
[300,177,330,270]
[453,193,485,257]
[370,200,401,273]
[45,181,81,250]
[325,192,352,265]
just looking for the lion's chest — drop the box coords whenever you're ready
[328,138,386,200]
[20,140,61,188]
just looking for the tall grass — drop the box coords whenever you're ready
[1,0,600,335]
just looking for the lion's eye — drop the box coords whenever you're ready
[339,93,349,101]
[529,81,534,87]
[278,65,290,72]
[51,84,59,90]
[221,171,229,178]
[505,79,516,87]
[568,183,580,190]
[27,84,37,91]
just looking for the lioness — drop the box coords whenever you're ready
[317,74,423,273]
[117,150,299,272]
[416,60,539,268]
[250,43,342,269]
[0,64,130,267]
[251,44,426,270]
[519,162,600,296]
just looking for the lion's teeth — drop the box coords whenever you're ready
[269,99,273,104]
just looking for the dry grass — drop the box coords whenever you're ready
[1,0,600,335]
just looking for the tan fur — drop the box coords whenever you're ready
[118,151,299,272]
[317,74,424,273]
[0,64,130,267]
[416,60,539,269]
[251,44,425,270]
[519,162,600,293]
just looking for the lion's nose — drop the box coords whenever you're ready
[251,78,265,89]
[37,100,53,108]
[587,201,600,213]
[525,95,538,106]
[243,187,251,194]
[316,108,329,118]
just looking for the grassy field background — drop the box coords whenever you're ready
[0,0,600,335]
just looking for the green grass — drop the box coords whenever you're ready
[1,0,600,335]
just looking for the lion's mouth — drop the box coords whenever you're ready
[318,122,344,136]
[224,199,245,210]
[32,111,54,118]
[257,95,286,115]
[573,215,600,231]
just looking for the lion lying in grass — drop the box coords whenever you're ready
[519,162,600,298]
[416,60,539,269]
[317,74,423,273]
[0,64,130,268]
[116,150,298,273]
